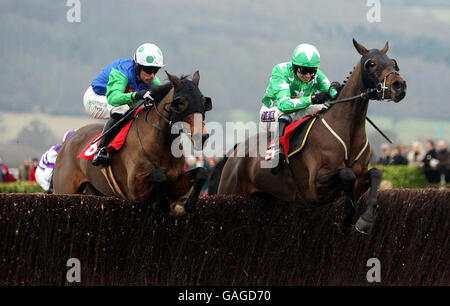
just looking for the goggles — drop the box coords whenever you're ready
[297,66,317,75]
[142,66,160,75]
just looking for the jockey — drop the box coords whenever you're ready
[260,43,339,174]
[83,43,165,166]
[35,130,75,192]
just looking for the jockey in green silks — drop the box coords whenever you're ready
[260,43,339,174]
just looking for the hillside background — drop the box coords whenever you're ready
[0,0,449,167]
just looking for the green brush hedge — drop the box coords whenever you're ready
[0,182,45,193]
[375,165,429,188]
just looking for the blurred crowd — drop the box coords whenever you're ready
[0,157,39,183]
[184,154,220,195]
[371,139,450,186]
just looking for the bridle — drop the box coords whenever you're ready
[133,87,207,171]
[326,63,399,107]
[375,70,400,101]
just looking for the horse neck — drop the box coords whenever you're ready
[136,87,176,160]
[327,62,369,141]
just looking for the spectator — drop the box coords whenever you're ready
[1,165,17,183]
[29,158,38,183]
[196,155,207,169]
[436,140,450,184]
[0,156,3,182]
[407,141,425,167]
[376,143,391,165]
[185,156,197,171]
[400,145,409,159]
[19,157,31,181]
[390,145,408,165]
[207,157,217,169]
[419,140,440,185]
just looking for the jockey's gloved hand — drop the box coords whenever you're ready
[135,90,154,102]
[311,92,331,104]
[330,81,342,92]
[330,81,343,99]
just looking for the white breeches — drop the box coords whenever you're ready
[83,86,130,119]
[259,104,326,133]
[35,166,53,192]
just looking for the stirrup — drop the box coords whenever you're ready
[91,148,111,166]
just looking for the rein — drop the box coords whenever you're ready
[134,102,173,172]
[323,72,396,144]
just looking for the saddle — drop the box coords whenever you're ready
[78,107,145,160]
[279,115,317,158]
[279,109,324,158]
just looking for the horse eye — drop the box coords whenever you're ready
[366,60,376,68]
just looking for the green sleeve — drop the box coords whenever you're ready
[277,95,311,113]
[316,70,337,99]
[105,68,135,106]
[152,76,162,86]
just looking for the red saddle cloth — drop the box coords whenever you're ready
[279,109,323,157]
[78,107,144,160]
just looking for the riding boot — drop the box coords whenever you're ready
[92,113,124,166]
[271,115,292,175]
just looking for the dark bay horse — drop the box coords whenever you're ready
[53,71,212,214]
[212,39,407,234]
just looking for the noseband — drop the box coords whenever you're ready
[376,70,400,101]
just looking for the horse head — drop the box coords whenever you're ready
[353,38,407,102]
[166,71,212,150]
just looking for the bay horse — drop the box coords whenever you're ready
[211,39,407,234]
[53,71,212,214]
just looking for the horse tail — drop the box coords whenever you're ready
[207,144,239,195]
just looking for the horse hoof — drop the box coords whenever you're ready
[355,216,372,235]
[337,222,352,235]
[171,204,186,216]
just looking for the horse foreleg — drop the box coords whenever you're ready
[168,167,208,214]
[337,168,357,234]
[185,167,208,213]
[149,169,170,213]
[355,168,382,234]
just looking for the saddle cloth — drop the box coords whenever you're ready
[78,106,145,160]
[279,109,323,158]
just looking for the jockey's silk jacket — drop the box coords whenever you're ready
[91,59,161,106]
[262,61,337,113]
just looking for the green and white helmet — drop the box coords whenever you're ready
[291,43,320,68]
[134,43,165,67]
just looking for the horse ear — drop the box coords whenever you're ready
[381,41,389,54]
[352,38,368,56]
[193,70,200,86]
[165,71,181,87]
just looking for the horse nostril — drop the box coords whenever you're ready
[392,80,402,89]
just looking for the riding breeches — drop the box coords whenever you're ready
[83,86,130,119]
[35,166,53,192]
[259,104,326,133]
